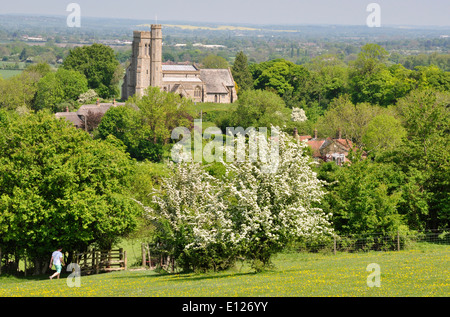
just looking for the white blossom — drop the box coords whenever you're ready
[291,107,307,122]
[144,127,333,268]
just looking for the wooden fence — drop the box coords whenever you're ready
[140,243,175,272]
[76,248,127,275]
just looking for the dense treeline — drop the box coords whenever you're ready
[228,44,450,234]
[0,43,122,112]
[0,41,448,274]
[0,110,141,274]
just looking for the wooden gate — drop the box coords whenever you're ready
[76,249,127,275]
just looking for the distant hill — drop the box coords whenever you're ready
[1,14,449,41]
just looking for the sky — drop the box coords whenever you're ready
[1,0,449,26]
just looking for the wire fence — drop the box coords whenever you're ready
[1,229,449,275]
[291,229,450,254]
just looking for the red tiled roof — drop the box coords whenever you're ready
[307,140,326,157]
[298,135,312,141]
[334,138,353,149]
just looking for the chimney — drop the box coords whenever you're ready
[113,99,116,106]
[314,128,318,139]
[293,127,298,139]
[96,99,100,106]
[66,106,69,113]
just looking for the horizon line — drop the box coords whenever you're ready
[1,13,450,29]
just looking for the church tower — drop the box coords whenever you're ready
[121,25,236,103]
[133,30,151,97]
[122,25,162,99]
[150,24,162,88]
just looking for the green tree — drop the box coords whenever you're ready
[251,59,310,100]
[413,65,450,92]
[0,111,140,274]
[98,87,194,162]
[225,89,290,129]
[231,51,253,92]
[0,71,41,111]
[63,43,120,98]
[321,159,406,236]
[97,105,146,159]
[349,44,399,106]
[351,43,389,77]
[24,62,52,77]
[128,87,194,144]
[315,95,385,146]
[34,68,88,112]
[362,114,407,155]
[393,89,450,229]
[304,55,349,108]
[201,54,229,69]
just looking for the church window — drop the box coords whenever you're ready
[194,87,201,98]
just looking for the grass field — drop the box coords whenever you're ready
[1,243,448,297]
[0,69,23,79]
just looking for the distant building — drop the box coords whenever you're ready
[294,128,357,166]
[122,25,237,103]
[55,99,124,130]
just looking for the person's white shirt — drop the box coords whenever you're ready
[52,251,63,266]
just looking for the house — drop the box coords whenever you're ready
[294,128,356,166]
[55,99,124,130]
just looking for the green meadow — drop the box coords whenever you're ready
[1,243,448,297]
[0,69,23,79]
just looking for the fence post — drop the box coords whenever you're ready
[146,244,151,269]
[119,248,123,269]
[93,249,98,274]
[24,255,27,277]
[141,243,146,268]
[123,251,127,270]
[107,250,111,269]
[397,231,400,251]
[333,235,337,255]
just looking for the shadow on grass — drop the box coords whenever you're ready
[109,269,258,282]
[0,272,69,283]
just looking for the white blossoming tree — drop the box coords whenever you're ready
[224,128,332,269]
[291,107,307,122]
[142,160,235,272]
[145,128,333,272]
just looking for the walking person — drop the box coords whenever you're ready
[49,247,65,280]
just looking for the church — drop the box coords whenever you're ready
[121,24,237,103]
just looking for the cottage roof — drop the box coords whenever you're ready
[77,103,124,117]
[298,135,312,141]
[307,139,327,157]
[55,102,126,128]
[200,69,235,94]
[55,112,83,127]
[334,138,354,149]
[302,136,354,158]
